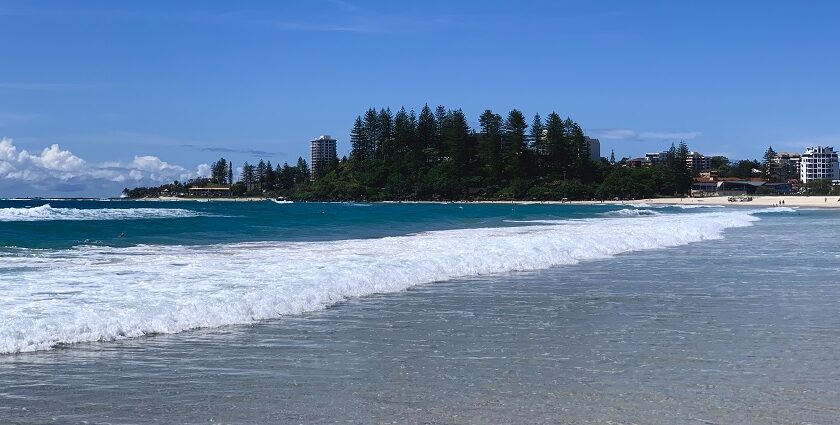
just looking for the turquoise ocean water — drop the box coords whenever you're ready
[2,199,838,423]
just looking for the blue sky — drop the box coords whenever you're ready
[2,0,840,196]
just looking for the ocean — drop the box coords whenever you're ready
[1,200,838,423]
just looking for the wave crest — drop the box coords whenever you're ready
[0,204,204,222]
[601,208,662,217]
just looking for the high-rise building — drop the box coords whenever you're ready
[584,136,600,162]
[799,146,839,183]
[685,151,710,176]
[770,152,801,182]
[310,135,337,181]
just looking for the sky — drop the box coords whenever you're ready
[2,0,840,196]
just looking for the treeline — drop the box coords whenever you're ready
[122,157,312,198]
[220,157,310,195]
[124,104,728,201]
[307,104,694,200]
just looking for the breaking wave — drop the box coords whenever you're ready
[0,210,760,354]
[0,204,205,222]
[601,208,662,217]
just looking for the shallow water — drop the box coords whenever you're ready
[1,207,839,423]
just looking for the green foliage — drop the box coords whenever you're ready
[805,179,834,195]
[210,158,231,185]
[127,104,758,202]
[305,105,698,201]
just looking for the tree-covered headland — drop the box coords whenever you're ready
[126,104,790,200]
[307,104,694,200]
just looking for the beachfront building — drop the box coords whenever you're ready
[645,151,669,167]
[799,146,839,184]
[310,135,337,181]
[627,157,650,168]
[584,136,601,162]
[628,151,666,168]
[685,151,711,176]
[770,152,802,183]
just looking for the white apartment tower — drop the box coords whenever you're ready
[799,146,839,183]
[310,135,337,181]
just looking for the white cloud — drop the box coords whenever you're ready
[590,128,701,142]
[37,144,87,171]
[196,163,211,178]
[0,137,207,196]
[638,131,701,140]
[592,129,637,140]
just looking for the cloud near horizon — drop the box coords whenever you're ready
[592,128,701,142]
[0,137,209,196]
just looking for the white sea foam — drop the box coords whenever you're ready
[601,208,662,217]
[504,219,567,224]
[0,204,204,222]
[666,204,726,209]
[752,206,797,213]
[0,210,761,354]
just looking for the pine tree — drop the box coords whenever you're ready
[228,161,234,184]
[296,157,310,183]
[478,110,503,184]
[256,160,267,191]
[610,149,616,164]
[211,158,228,184]
[676,141,692,195]
[529,113,544,153]
[240,162,255,192]
[417,104,437,159]
[378,108,394,160]
[503,109,528,180]
[393,107,415,158]
[567,121,588,177]
[444,109,471,174]
[763,146,777,181]
[434,105,447,154]
[544,112,566,176]
[362,108,379,160]
[350,116,366,161]
[279,162,294,190]
[264,160,276,191]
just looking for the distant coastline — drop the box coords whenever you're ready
[111,195,840,208]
